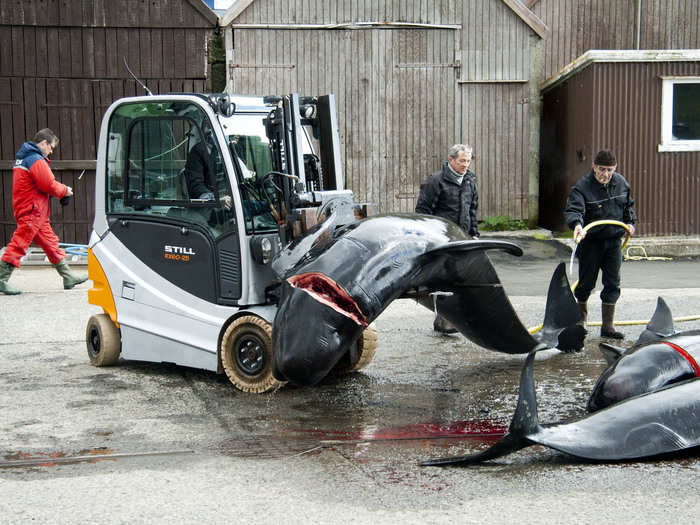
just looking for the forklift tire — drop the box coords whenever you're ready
[333,326,378,375]
[86,314,121,367]
[220,315,285,393]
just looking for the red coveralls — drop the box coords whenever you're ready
[1,142,68,267]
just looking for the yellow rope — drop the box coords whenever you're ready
[528,315,700,335]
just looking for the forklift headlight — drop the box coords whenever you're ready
[251,236,273,265]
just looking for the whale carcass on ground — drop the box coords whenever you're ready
[270,213,585,386]
[420,348,700,467]
[588,297,700,411]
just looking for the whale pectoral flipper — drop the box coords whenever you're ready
[422,239,524,258]
[599,342,625,365]
[623,423,690,457]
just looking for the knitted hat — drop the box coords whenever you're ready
[594,149,616,167]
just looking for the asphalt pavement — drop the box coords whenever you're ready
[0,239,699,524]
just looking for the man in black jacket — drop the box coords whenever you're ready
[565,149,636,339]
[416,144,479,333]
[416,144,479,239]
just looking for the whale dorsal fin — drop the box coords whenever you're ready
[636,297,675,345]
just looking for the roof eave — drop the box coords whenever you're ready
[221,0,256,26]
[542,49,700,92]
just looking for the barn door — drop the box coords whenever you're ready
[228,26,460,214]
[389,29,460,213]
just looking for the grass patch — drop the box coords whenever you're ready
[480,215,528,232]
[553,230,574,239]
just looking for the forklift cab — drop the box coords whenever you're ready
[98,95,286,306]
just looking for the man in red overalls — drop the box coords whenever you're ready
[0,128,87,295]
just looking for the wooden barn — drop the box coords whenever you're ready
[0,0,217,247]
[222,0,549,222]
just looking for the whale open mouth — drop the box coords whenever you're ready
[288,272,368,327]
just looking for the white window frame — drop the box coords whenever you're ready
[659,76,700,152]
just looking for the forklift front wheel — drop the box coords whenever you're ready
[220,315,285,393]
[86,314,121,366]
[333,326,378,375]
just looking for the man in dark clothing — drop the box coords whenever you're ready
[416,144,479,333]
[183,124,231,220]
[415,144,479,239]
[564,149,636,339]
[185,139,218,200]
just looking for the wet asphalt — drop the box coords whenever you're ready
[0,237,699,524]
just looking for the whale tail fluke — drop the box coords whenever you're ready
[419,433,527,466]
[420,351,541,467]
[538,263,586,352]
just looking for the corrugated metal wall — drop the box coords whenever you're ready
[0,0,216,246]
[227,0,538,218]
[540,61,700,236]
[530,0,700,80]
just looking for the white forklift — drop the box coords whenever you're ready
[86,92,375,392]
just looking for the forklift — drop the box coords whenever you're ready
[86,92,376,392]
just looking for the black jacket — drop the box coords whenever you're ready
[184,141,217,199]
[564,171,636,239]
[415,162,479,237]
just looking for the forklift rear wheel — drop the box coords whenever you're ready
[220,315,285,393]
[86,314,121,366]
[333,326,378,375]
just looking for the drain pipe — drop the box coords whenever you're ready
[635,0,642,50]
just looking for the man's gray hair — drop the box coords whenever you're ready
[448,144,472,159]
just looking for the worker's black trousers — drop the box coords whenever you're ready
[574,237,622,304]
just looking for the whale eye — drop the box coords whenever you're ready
[288,273,368,327]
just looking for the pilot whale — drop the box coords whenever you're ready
[271,213,585,386]
[588,297,700,411]
[420,350,700,466]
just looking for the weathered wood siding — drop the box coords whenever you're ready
[226,0,540,219]
[540,59,700,236]
[529,0,700,80]
[0,0,216,247]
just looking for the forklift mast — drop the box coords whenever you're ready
[264,93,354,242]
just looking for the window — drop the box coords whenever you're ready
[659,77,700,152]
[221,113,279,234]
[106,100,235,238]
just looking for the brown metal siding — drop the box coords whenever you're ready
[0,1,216,247]
[540,60,700,236]
[228,0,537,219]
[531,0,700,80]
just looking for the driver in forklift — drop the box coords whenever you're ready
[184,121,232,211]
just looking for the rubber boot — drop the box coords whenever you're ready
[53,259,88,289]
[577,301,588,327]
[601,302,624,339]
[0,261,22,295]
